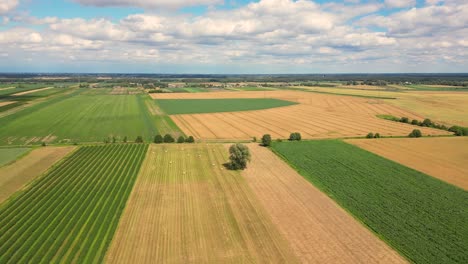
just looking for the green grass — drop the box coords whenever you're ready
[157,98,297,114]
[0,148,30,166]
[406,85,468,91]
[0,144,148,263]
[0,92,159,145]
[272,140,468,264]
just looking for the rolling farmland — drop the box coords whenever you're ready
[165,91,449,140]
[0,146,75,203]
[157,98,297,114]
[106,144,297,263]
[242,144,405,263]
[272,140,468,264]
[0,144,147,263]
[346,137,468,190]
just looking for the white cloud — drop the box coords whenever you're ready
[73,0,222,9]
[385,0,416,8]
[0,0,18,15]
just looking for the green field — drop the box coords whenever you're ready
[0,144,148,263]
[272,140,468,264]
[0,91,161,145]
[0,148,30,166]
[157,98,297,114]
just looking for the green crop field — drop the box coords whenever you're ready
[0,148,30,166]
[272,140,468,264]
[157,98,297,114]
[0,92,160,145]
[0,144,148,263]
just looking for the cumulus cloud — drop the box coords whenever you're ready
[0,0,19,15]
[384,0,416,8]
[73,0,222,9]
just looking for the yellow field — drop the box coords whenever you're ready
[157,91,449,140]
[106,144,297,263]
[0,146,75,203]
[346,137,468,190]
[242,144,406,263]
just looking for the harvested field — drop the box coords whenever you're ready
[272,140,468,264]
[11,87,54,96]
[166,91,449,140]
[0,101,16,107]
[106,144,297,263]
[243,144,406,263]
[0,146,75,204]
[346,137,468,190]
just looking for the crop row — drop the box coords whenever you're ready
[0,144,148,263]
[272,140,468,264]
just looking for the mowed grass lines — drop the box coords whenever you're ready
[157,98,297,114]
[0,92,158,145]
[106,144,297,263]
[0,144,148,263]
[272,140,468,264]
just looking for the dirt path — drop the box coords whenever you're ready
[242,144,407,263]
[347,137,468,190]
[106,144,297,263]
[0,146,75,204]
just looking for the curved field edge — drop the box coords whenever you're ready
[0,144,148,263]
[270,140,468,264]
[156,98,298,114]
[0,148,31,167]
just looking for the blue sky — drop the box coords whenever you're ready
[0,0,466,73]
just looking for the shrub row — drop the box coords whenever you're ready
[260,132,302,146]
[380,115,468,137]
[153,134,195,144]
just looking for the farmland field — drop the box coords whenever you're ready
[163,91,449,140]
[0,146,75,203]
[0,148,30,167]
[0,144,147,263]
[272,140,468,264]
[0,92,162,145]
[106,144,297,263]
[346,137,468,190]
[157,98,297,114]
[242,144,405,263]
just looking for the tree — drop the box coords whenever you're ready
[112,136,116,143]
[261,134,272,146]
[422,118,433,127]
[163,134,175,143]
[374,133,381,138]
[409,129,422,138]
[400,117,409,123]
[41,142,46,147]
[123,136,127,143]
[228,144,251,170]
[366,132,374,138]
[252,136,257,142]
[411,119,419,125]
[289,132,302,141]
[135,136,144,143]
[177,136,185,143]
[154,134,163,143]
[185,136,195,143]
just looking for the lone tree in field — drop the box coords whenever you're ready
[409,129,422,138]
[261,134,272,146]
[154,134,163,144]
[228,144,251,170]
[177,136,185,143]
[185,136,195,143]
[374,133,381,138]
[400,117,409,123]
[366,132,374,138]
[289,132,302,141]
[135,136,144,143]
[163,134,175,143]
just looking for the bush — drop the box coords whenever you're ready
[154,134,163,143]
[449,126,468,136]
[163,134,175,143]
[261,134,272,146]
[289,132,302,141]
[185,136,195,143]
[135,136,144,143]
[409,129,422,138]
[374,133,381,138]
[276,138,283,142]
[400,117,409,123]
[112,136,116,144]
[177,136,185,143]
[123,136,127,143]
[366,132,374,138]
[422,118,433,127]
[411,119,419,125]
[228,144,251,170]
[41,142,46,147]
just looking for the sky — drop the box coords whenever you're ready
[0,0,466,73]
